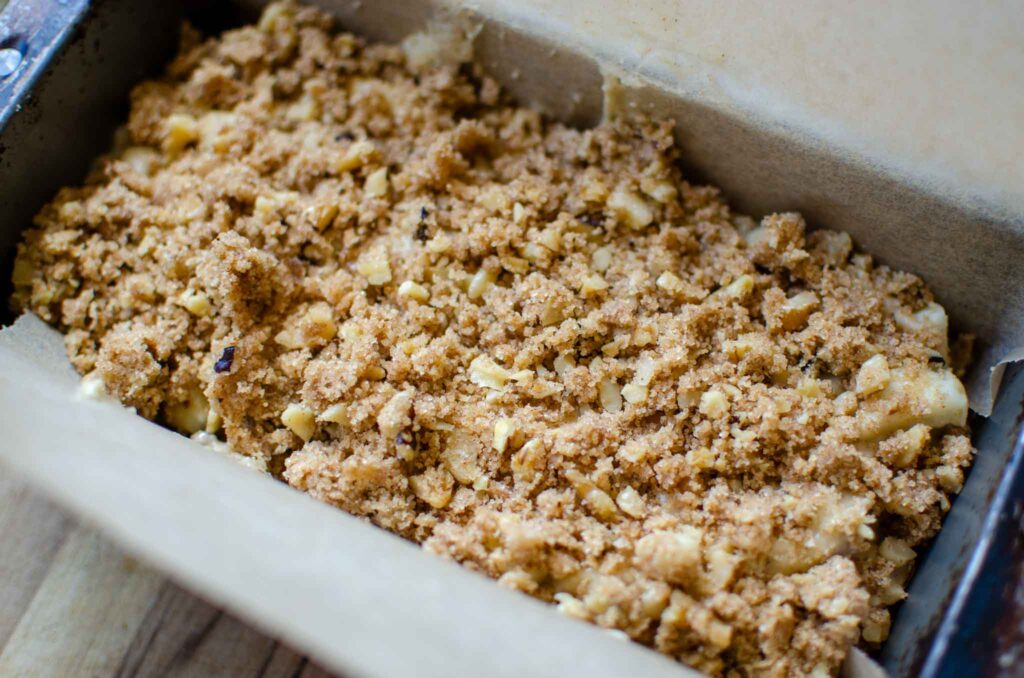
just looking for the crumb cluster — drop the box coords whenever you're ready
[11,4,974,675]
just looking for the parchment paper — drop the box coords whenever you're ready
[3,1,1021,675]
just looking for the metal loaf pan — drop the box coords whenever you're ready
[0,1,1021,676]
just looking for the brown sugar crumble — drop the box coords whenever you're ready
[10,3,975,675]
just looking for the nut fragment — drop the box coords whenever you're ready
[677,388,700,411]
[608,184,654,230]
[699,389,729,419]
[166,386,209,435]
[477,186,509,212]
[554,592,588,619]
[879,537,915,565]
[122,146,161,175]
[686,446,715,469]
[797,378,827,398]
[469,355,513,390]
[579,274,609,297]
[511,439,545,482]
[287,93,320,121]
[895,301,948,335]
[178,289,212,317]
[616,486,645,518]
[779,291,818,330]
[364,167,389,198]
[468,268,497,300]
[876,582,906,606]
[883,423,930,468]
[336,139,376,173]
[539,303,564,326]
[537,227,562,252]
[856,354,891,396]
[196,112,240,153]
[319,403,349,426]
[591,246,612,272]
[862,617,890,644]
[599,378,623,413]
[936,464,963,493]
[258,1,292,31]
[620,383,647,404]
[306,203,339,231]
[565,470,619,522]
[397,280,430,303]
[656,271,682,292]
[281,403,316,442]
[553,353,576,377]
[723,334,757,361]
[409,466,453,508]
[78,371,110,401]
[635,528,704,584]
[162,113,199,154]
[377,391,413,440]
[718,274,754,301]
[493,417,517,453]
[512,202,526,224]
[640,175,677,204]
[441,431,481,485]
[656,271,705,302]
[633,323,657,346]
[275,303,337,349]
[426,233,451,253]
[356,254,392,285]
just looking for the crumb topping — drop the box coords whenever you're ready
[10,3,974,675]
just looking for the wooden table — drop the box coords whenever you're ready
[0,474,336,677]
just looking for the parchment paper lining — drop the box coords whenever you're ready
[4,1,1022,674]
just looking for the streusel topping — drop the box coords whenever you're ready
[11,4,973,675]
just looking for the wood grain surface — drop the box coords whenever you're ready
[0,474,338,678]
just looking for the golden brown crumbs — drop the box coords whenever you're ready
[10,3,974,675]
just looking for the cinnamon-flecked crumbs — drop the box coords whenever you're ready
[10,3,975,675]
